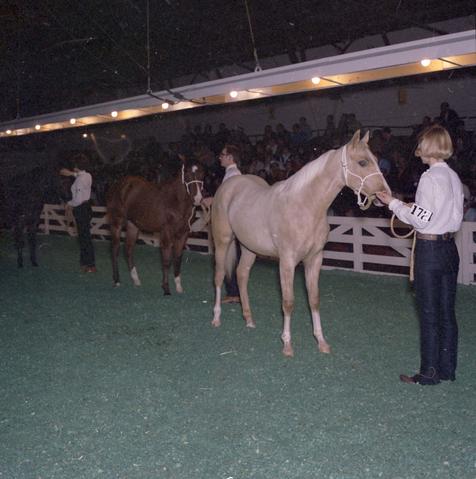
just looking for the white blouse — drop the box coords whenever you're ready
[68,170,92,207]
[389,162,464,234]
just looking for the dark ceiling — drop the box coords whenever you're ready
[1,0,474,122]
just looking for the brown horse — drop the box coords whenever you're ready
[107,159,205,293]
[211,130,391,356]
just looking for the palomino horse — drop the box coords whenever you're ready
[211,130,391,356]
[107,159,205,293]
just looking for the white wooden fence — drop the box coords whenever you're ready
[39,204,476,285]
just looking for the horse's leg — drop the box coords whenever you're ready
[172,232,189,293]
[236,246,257,328]
[304,251,331,353]
[160,233,173,295]
[279,257,297,357]
[125,221,141,286]
[212,238,232,327]
[110,219,122,286]
[13,219,25,268]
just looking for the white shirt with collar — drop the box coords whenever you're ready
[389,161,464,234]
[222,163,241,183]
[68,170,92,207]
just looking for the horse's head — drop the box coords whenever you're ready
[342,130,391,209]
[182,159,205,206]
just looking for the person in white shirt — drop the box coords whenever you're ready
[202,144,242,303]
[377,125,464,386]
[60,155,96,273]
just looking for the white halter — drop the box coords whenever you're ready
[181,164,204,196]
[340,145,383,209]
[181,164,204,229]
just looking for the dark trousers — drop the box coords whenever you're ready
[414,238,459,384]
[73,202,95,267]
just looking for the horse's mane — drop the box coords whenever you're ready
[279,148,338,195]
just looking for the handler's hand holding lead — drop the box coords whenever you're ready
[376,191,393,205]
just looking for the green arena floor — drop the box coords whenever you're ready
[1,234,475,479]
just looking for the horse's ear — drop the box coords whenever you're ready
[361,130,370,144]
[350,129,361,146]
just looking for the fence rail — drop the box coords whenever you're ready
[39,204,476,285]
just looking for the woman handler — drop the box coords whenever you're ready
[377,125,464,385]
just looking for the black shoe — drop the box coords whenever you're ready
[399,373,440,386]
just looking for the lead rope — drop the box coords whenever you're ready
[390,214,416,282]
[201,203,211,224]
[188,206,196,231]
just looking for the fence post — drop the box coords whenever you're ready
[43,204,50,235]
[353,218,364,273]
[457,222,474,285]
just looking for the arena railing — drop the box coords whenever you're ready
[39,204,476,286]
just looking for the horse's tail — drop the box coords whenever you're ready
[225,239,237,280]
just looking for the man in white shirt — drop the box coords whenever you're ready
[60,155,96,273]
[202,144,242,303]
[377,125,464,386]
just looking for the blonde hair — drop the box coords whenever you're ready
[415,125,453,161]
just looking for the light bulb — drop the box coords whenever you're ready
[111,111,118,118]
[311,76,321,85]
[70,118,76,125]
[162,102,170,110]
[35,124,41,130]
[420,58,431,67]
[229,90,238,98]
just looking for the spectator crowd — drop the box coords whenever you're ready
[2,101,476,221]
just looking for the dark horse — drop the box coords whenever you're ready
[107,159,205,293]
[1,165,64,267]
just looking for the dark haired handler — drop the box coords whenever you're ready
[202,144,242,303]
[377,125,464,386]
[60,156,96,273]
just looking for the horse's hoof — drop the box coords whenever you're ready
[163,291,171,296]
[211,319,221,328]
[319,343,331,354]
[31,262,39,267]
[282,345,294,357]
[114,282,121,288]
[245,319,256,329]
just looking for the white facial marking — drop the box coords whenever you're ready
[194,190,203,205]
[192,165,198,173]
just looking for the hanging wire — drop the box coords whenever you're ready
[146,0,152,93]
[144,0,204,105]
[68,0,147,75]
[244,0,262,72]
[42,3,140,89]
[145,0,174,103]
